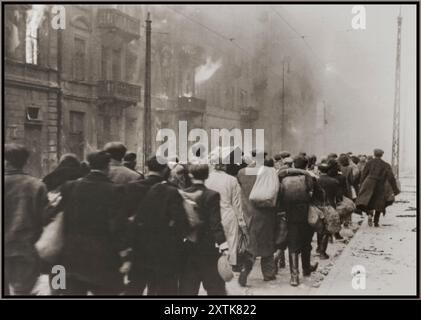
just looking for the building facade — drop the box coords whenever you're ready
[4,4,320,177]
[4,4,143,177]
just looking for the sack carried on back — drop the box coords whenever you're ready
[336,196,356,219]
[280,172,312,204]
[249,166,280,207]
[178,189,203,243]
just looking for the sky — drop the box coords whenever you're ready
[274,4,417,174]
[173,4,417,174]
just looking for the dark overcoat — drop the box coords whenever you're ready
[237,167,277,258]
[134,181,190,274]
[356,158,399,212]
[59,171,127,289]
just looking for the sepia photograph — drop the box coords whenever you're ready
[1,0,419,302]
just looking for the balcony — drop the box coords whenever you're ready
[240,106,259,122]
[97,8,140,41]
[97,80,141,106]
[176,96,207,115]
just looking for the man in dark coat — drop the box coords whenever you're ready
[237,161,277,283]
[131,157,190,295]
[278,156,318,287]
[59,151,128,295]
[327,159,348,240]
[104,142,143,184]
[4,144,48,295]
[356,149,400,227]
[316,163,342,259]
[179,163,228,295]
[125,156,171,295]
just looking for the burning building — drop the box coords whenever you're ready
[4,4,143,177]
[4,4,321,177]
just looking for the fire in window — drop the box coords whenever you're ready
[25,5,46,65]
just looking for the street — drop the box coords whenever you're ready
[218,177,417,296]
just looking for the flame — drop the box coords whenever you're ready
[195,57,222,85]
[26,5,46,64]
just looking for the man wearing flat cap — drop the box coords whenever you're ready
[104,142,142,184]
[356,148,400,227]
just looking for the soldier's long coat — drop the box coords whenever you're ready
[356,158,399,212]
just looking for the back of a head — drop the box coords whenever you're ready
[5,143,30,169]
[308,155,317,167]
[59,153,80,167]
[327,153,338,160]
[373,148,384,158]
[351,155,360,165]
[273,154,283,161]
[318,163,329,174]
[327,159,339,176]
[188,163,209,180]
[123,152,137,162]
[146,155,168,173]
[87,151,110,171]
[293,156,308,170]
[338,154,350,167]
[103,142,127,161]
[264,158,274,167]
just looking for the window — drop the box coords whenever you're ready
[112,48,121,81]
[69,111,85,134]
[26,23,39,64]
[25,6,46,64]
[74,38,86,81]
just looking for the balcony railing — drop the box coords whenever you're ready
[240,106,259,122]
[97,8,140,40]
[177,96,207,114]
[97,80,141,105]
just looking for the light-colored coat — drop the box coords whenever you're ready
[205,169,245,266]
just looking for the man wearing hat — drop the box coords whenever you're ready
[104,142,142,184]
[59,151,129,295]
[123,152,144,179]
[356,149,400,227]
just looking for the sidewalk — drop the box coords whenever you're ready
[313,177,417,295]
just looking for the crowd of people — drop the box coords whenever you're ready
[4,141,400,296]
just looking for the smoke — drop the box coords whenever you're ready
[26,5,46,64]
[195,57,222,85]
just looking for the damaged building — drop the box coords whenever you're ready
[4,4,321,177]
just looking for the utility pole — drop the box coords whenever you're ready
[281,59,286,150]
[143,12,152,171]
[56,28,63,160]
[391,8,402,179]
